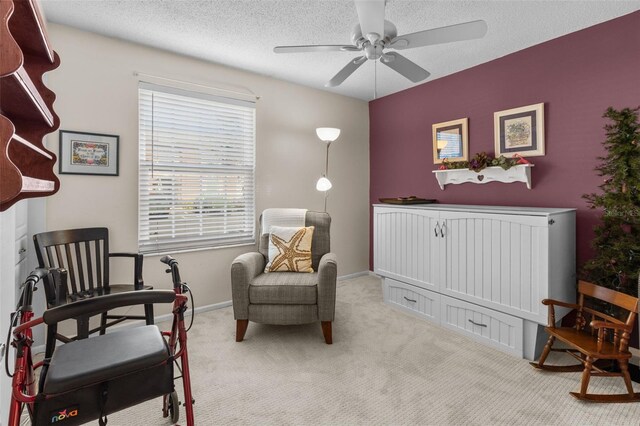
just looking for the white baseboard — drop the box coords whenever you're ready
[153,299,232,324]
[338,270,375,281]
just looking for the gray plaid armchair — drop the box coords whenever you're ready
[231,210,337,344]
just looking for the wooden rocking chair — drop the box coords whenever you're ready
[530,280,640,402]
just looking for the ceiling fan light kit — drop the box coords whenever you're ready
[274,0,487,87]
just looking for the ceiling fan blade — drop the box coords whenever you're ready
[326,56,367,87]
[380,52,430,83]
[390,20,488,50]
[274,45,360,53]
[354,0,385,40]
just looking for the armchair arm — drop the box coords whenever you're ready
[231,252,266,319]
[317,253,337,322]
[541,299,580,328]
[109,252,144,289]
[590,321,632,332]
[541,299,580,309]
[43,290,175,325]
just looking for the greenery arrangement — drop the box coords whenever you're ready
[440,152,520,172]
[582,107,640,295]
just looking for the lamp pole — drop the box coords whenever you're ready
[323,141,331,212]
[315,127,340,212]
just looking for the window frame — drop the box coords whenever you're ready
[137,81,256,254]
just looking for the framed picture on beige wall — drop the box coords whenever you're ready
[59,130,119,176]
[432,117,468,164]
[494,103,545,157]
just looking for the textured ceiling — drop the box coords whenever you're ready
[41,1,640,101]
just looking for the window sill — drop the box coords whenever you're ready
[141,241,256,257]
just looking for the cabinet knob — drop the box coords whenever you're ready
[18,248,26,254]
[403,296,417,303]
[434,222,440,237]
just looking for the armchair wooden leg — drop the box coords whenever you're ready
[321,321,332,344]
[144,304,155,325]
[236,319,248,342]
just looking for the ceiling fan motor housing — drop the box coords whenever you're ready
[351,20,398,60]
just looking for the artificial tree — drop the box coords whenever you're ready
[583,107,640,295]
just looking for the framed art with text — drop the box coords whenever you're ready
[432,117,468,164]
[494,103,545,157]
[59,130,119,176]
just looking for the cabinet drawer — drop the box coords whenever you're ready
[440,295,523,357]
[383,278,440,323]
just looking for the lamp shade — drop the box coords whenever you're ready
[316,176,332,191]
[316,127,341,142]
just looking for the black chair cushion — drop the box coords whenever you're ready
[43,325,169,395]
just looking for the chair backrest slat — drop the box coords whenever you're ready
[74,242,86,292]
[96,238,103,288]
[63,243,81,292]
[578,281,639,312]
[85,241,94,290]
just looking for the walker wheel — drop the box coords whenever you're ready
[168,391,180,424]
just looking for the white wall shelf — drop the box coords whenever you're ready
[432,164,534,190]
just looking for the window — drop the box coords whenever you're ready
[138,82,256,253]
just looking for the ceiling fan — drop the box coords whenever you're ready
[274,0,487,87]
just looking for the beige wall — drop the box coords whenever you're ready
[45,24,370,312]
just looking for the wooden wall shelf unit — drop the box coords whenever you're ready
[432,164,534,190]
[1,0,60,212]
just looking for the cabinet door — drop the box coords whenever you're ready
[374,207,441,292]
[439,211,549,324]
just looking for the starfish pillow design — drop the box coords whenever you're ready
[266,226,314,272]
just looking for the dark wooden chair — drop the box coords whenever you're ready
[33,227,154,341]
[530,280,640,402]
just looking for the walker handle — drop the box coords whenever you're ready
[160,255,178,267]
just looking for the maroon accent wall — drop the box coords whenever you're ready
[369,11,640,271]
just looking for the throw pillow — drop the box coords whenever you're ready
[265,226,315,273]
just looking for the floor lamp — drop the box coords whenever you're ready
[315,127,340,212]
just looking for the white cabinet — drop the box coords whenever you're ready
[373,204,576,360]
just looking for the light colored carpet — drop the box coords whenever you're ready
[102,275,640,425]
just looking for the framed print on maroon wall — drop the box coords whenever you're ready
[494,103,545,157]
[432,117,468,164]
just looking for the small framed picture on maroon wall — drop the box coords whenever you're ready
[432,117,468,164]
[494,103,545,157]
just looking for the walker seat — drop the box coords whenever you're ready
[34,326,174,425]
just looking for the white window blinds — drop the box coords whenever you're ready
[138,82,256,253]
